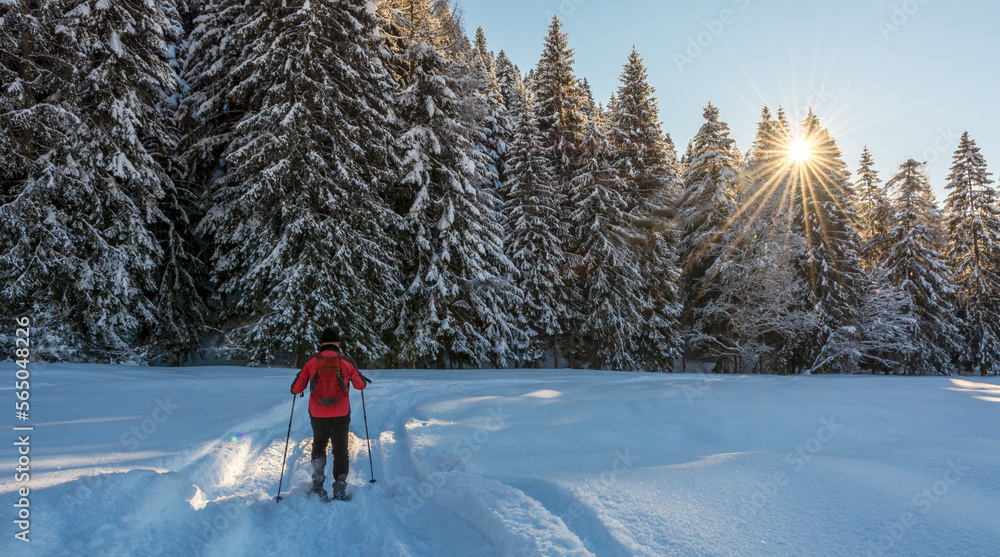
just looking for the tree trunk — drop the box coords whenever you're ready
[567,333,577,369]
[295,342,308,368]
[553,334,561,369]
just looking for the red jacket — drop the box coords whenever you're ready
[291,349,367,418]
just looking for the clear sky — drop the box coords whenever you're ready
[459,0,1000,199]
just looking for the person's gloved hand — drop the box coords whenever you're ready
[360,373,373,385]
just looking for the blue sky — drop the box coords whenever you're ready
[460,0,999,198]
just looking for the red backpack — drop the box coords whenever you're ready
[309,353,349,406]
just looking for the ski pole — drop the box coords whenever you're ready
[346,350,376,485]
[275,393,300,502]
[360,386,376,484]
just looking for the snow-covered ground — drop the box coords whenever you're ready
[2,363,998,556]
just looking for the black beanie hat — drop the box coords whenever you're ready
[319,327,341,345]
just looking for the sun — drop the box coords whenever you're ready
[788,140,813,163]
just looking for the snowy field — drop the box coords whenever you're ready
[2,363,999,557]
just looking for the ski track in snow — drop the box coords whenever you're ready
[2,365,999,556]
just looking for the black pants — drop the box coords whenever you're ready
[310,414,350,485]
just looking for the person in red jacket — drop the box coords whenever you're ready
[291,327,369,500]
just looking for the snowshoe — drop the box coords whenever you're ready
[310,486,330,503]
[332,474,350,501]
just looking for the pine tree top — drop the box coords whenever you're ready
[858,147,879,178]
[943,131,999,279]
[887,160,944,233]
[945,132,993,196]
[609,47,663,152]
[533,15,586,141]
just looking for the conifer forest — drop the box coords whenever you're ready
[3,0,998,376]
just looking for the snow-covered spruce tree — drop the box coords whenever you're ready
[745,105,777,172]
[568,120,647,370]
[469,29,515,273]
[384,0,518,368]
[174,0,247,360]
[531,15,588,367]
[741,105,794,239]
[791,112,868,373]
[677,103,741,290]
[944,132,1000,375]
[503,91,566,367]
[606,47,682,371]
[644,133,685,373]
[1,0,80,358]
[0,1,68,352]
[197,0,402,366]
[579,77,599,122]
[880,159,963,375]
[1,0,187,362]
[636,220,683,372]
[148,0,212,365]
[495,50,526,127]
[607,49,680,209]
[689,107,767,373]
[377,0,469,210]
[472,27,494,76]
[177,0,249,198]
[471,27,511,196]
[854,146,893,273]
[676,103,742,367]
[532,16,587,176]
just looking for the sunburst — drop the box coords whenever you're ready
[788,140,813,163]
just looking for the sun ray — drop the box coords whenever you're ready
[687,109,870,308]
